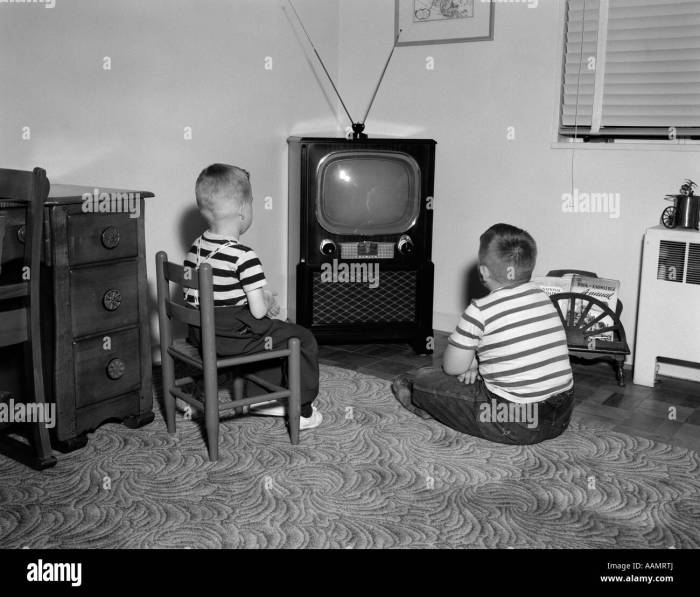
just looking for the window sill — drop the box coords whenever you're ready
[551,140,700,152]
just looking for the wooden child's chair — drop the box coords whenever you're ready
[0,167,56,469]
[156,251,301,460]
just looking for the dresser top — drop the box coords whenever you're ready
[0,184,154,206]
[46,184,155,205]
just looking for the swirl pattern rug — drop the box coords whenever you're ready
[1,365,699,549]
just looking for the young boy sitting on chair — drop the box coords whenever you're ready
[184,163,322,430]
[393,223,574,444]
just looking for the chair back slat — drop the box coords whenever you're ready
[156,251,215,329]
[163,261,200,290]
[0,282,28,301]
[168,302,202,327]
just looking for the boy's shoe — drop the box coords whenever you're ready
[249,401,322,430]
[391,375,432,420]
[248,399,286,417]
[299,405,322,430]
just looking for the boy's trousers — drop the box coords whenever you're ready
[188,306,319,416]
[407,366,575,445]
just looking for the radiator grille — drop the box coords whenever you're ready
[687,243,700,285]
[657,240,685,283]
[312,270,416,325]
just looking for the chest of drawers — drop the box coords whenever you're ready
[0,184,154,451]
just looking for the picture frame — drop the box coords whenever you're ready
[395,0,495,46]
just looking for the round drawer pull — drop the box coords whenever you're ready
[17,225,26,243]
[101,226,121,249]
[102,289,122,311]
[106,358,126,380]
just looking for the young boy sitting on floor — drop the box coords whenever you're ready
[393,223,574,444]
[184,163,322,430]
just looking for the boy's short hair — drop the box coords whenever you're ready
[479,223,537,284]
[195,164,252,223]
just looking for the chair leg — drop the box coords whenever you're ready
[232,367,245,415]
[25,340,57,468]
[288,338,301,445]
[203,367,219,461]
[161,351,176,433]
[30,421,57,469]
[615,358,626,387]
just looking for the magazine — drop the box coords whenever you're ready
[532,274,574,316]
[570,275,619,342]
[532,275,573,296]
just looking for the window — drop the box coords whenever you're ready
[560,0,700,141]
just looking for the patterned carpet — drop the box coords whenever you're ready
[1,365,699,549]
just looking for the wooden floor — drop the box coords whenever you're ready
[318,331,700,453]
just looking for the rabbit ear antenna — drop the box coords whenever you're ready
[286,0,355,128]
[361,28,402,127]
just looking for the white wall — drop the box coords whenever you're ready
[338,0,700,373]
[0,0,342,337]
[3,0,699,377]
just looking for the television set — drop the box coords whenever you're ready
[287,136,436,353]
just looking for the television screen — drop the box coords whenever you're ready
[316,150,421,235]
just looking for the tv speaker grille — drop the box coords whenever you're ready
[312,270,416,325]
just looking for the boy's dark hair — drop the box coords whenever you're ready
[478,223,537,284]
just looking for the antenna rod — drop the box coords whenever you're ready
[361,29,402,125]
[286,0,355,127]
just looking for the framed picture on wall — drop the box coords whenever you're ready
[395,0,494,46]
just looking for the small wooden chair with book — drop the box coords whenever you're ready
[545,269,630,387]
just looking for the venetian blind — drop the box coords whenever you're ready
[560,0,700,139]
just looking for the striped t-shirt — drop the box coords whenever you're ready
[448,282,573,404]
[183,231,266,307]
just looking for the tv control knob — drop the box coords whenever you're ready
[320,239,336,257]
[398,235,414,255]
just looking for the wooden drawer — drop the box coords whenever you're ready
[67,212,138,266]
[0,207,50,280]
[75,392,140,438]
[70,261,138,337]
[73,328,140,408]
